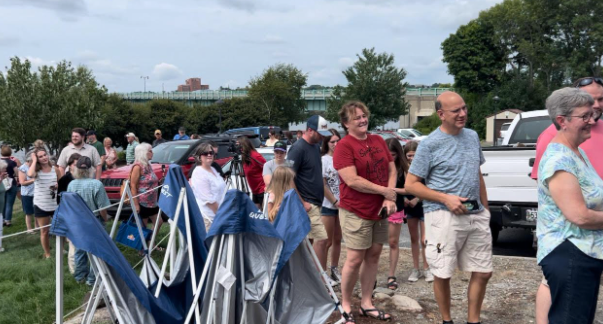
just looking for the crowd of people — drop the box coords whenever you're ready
[1,76,602,324]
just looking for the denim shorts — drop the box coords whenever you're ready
[21,195,34,215]
[540,240,603,323]
[321,206,338,216]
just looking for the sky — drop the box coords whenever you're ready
[0,0,503,93]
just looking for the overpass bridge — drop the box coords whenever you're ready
[117,87,450,127]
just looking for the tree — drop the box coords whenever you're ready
[0,57,42,151]
[442,19,506,94]
[325,48,410,130]
[146,100,190,139]
[414,113,441,135]
[248,64,308,127]
[187,98,269,134]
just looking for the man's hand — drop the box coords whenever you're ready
[382,199,397,216]
[382,187,397,202]
[443,195,469,215]
[302,201,312,212]
[409,198,419,208]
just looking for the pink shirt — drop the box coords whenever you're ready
[531,121,603,179]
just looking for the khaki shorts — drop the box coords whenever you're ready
[308,204,328,241]
[340,208,388,250]
[424,209,493,279]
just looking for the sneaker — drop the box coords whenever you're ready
[330,266,342,283]
[328,277,339,287]
[424,269,434,282]
[408,268,422,282]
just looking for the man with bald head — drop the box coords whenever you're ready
[532,77,603,324]
[405,91,492,324]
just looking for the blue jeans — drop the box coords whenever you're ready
[3,184,17,222]
[540,240,603,324]
[73,248,95,285]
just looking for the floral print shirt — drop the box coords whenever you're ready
[133,162,158,208]
[537,143,603,263]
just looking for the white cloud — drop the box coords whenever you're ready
[152,63,183,81]
[338,57,355,68]
[245,34,286,44]
[0,35,19,46]
[25,56,56,68]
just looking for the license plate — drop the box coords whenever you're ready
[526,209,538,222]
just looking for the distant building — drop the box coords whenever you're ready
[176,78,209,92]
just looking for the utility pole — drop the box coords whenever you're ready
[140,76,149,92]
[493,95,500,146]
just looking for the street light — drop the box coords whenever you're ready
[140,76,149,93]
[493,95,500,146]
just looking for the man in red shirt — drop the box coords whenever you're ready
[334,101,397,323]
[533,77,603,324]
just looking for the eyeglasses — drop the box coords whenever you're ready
[442,106,467,114]
[562,113,596,122]
[200,151,215,157]
[574,77,603,88]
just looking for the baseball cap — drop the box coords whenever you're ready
[306,115,331,136]
[126,132,136,138]
[75,156,92,170]
[274,141,287,152]
[86,130,96,136]
[154,129,162,135]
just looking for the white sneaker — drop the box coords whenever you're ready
[408,268,421,282]
[331,266,342,283]
[424,269,434,282]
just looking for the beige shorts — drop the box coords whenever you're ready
[308,204,328,241]
[424,209,493,279]
[339,208,388,250]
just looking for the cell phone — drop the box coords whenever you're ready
[462,200,479,211]
[379,207,389,219]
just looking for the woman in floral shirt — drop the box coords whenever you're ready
[537,87,603,323]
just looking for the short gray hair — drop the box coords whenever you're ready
[134,143,152,166]
[72,166,92,179]
[546,87,594,130]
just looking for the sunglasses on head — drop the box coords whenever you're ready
[200,151,215,157]
[575,77,603,88]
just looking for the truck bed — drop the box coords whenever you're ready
[482,147,537,204]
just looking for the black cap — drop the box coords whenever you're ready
[86,130,96,136]
[274,141,287,152]
[75,156,92,169]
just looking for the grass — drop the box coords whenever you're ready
[0,201,170,324]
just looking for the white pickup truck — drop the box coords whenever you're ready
[482,110,551,243]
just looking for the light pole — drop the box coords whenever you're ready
[493,95,500,146]
[140,76,149,93]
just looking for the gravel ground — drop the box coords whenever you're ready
[68,247,603,324]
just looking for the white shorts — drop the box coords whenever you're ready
[424,209,493,279]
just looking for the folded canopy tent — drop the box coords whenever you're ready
[51,164,209,324]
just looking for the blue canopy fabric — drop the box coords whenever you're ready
[157,164,208,262]
[50,192,180,323]
[207,189,282,240]
[272,189,311,276]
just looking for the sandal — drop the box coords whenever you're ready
[359,307,391,321]
[387,276,398,290]
[342,311,356,323]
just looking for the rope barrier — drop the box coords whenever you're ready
[0,184,164,240]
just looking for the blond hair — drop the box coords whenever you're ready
[267,166,298,222]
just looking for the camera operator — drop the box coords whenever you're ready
[238,136,266,209]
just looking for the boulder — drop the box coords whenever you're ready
[373,287,395,297]
[373,292,392,301]
[391,295,423,312]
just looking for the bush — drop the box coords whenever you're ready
[117,151,126,161]
[414,113,441,135]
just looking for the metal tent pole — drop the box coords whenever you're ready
[183,191,201,324]
[55,236,64,324]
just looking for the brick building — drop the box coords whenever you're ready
[176,78,209,92]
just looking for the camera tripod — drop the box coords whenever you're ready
[225,154,250,196]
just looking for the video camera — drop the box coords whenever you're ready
[227,140,242,155]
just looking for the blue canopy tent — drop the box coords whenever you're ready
[186,189,284,324]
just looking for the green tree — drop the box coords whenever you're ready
[248,64,308,127]
[187,98,269,134]
[414,113,441,135]
[325,48,410,130]
[146,100,190,139]
[0,57,42,151]
[99,94,134,148]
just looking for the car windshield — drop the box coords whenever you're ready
[151,143,191,164]
[508,116,552,144]
[501,124,510,131]
[397,130,413,138]
[377,133,394,140]
[412,129,424,136]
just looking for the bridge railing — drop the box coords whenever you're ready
[117,88,450,101]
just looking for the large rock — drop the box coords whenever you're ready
[373,287,395,297]
[391,295,423,312]
[373,292,392,301]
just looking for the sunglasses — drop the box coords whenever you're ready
[575,77,603,88]
[199,151,215,157]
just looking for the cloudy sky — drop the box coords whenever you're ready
[0,0,502,93]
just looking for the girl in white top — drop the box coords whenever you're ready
[27,148,60,259]
[320,129,343,285]
[190,143,226,232]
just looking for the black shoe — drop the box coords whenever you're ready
[443,321,454,324]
